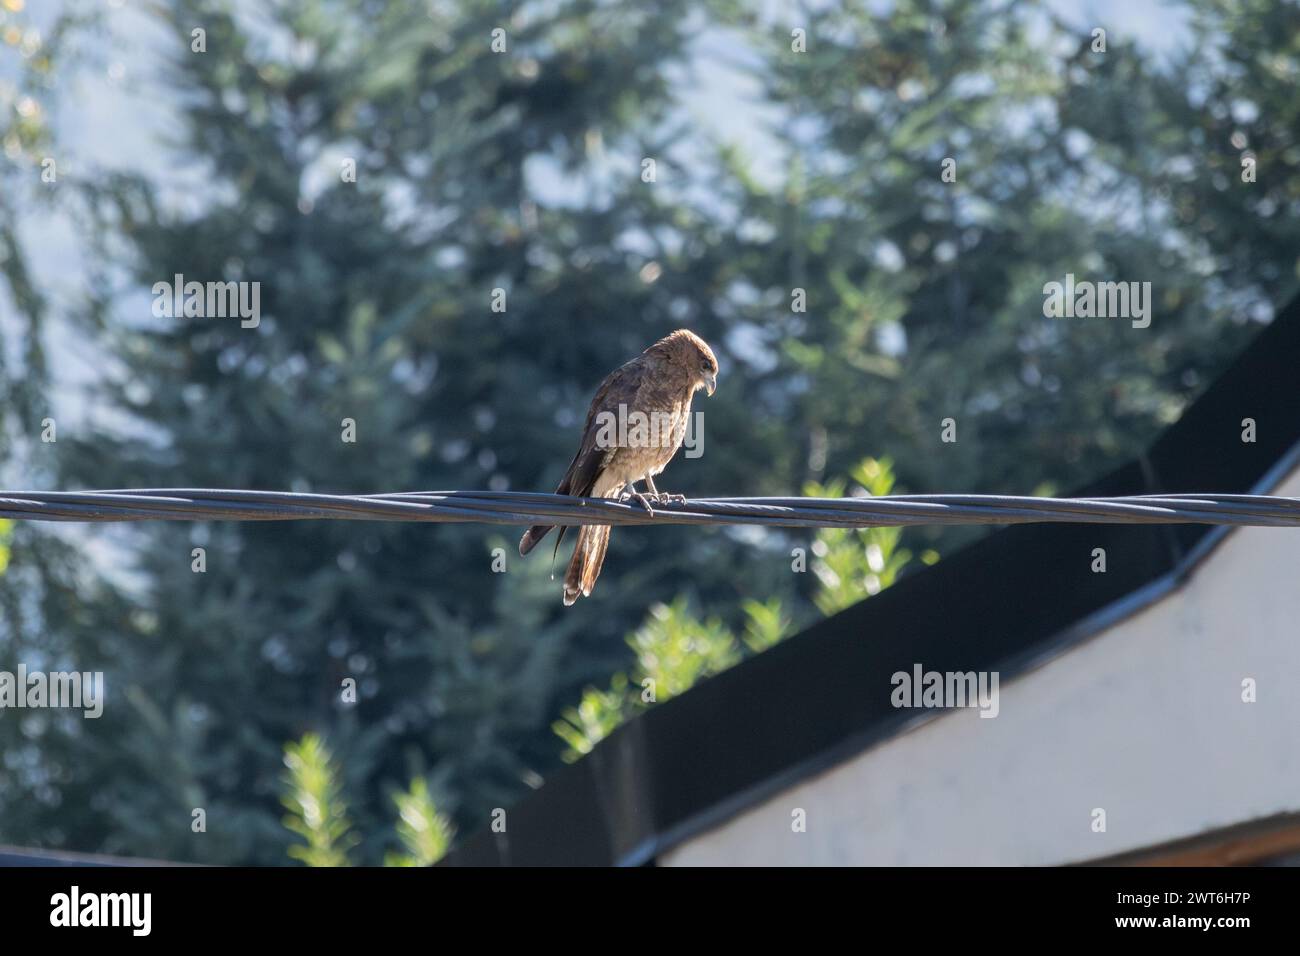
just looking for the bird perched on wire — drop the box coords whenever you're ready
[519,329,719,605]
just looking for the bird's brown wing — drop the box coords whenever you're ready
[560,355,693,602]
[518,355,648,556]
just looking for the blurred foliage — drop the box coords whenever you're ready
[281,733,358,867]
[0,1,88,452]
[384,776,455,867]
[2,0,1299,863]
[805,457,938,616]
[739,596,792,654]
[551,672,635,762]
[0,1,126,862]
[280,733,454,866]
[553,598,745,761]
[710,0,1291,562]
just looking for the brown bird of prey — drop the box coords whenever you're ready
[519,329,719,605]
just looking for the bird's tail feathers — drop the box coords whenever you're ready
[563,524,611,606]
[518,524,553,556]
[549,525,569,579]
[519,474,584,557]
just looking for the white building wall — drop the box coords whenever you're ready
[661,467,1300,866]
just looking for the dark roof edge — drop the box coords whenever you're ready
[0,844,187,867]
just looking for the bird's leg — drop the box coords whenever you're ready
[644,475,686,505]
[618,481,656,515]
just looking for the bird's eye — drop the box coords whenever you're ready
[700,360,711,372]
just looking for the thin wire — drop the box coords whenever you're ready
[2,488,1300,528]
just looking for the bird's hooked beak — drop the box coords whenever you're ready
[703,371,717,396]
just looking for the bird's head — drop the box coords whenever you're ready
[654,329,718,396]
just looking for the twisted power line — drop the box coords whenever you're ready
[2,488,1300,528]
